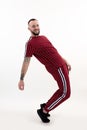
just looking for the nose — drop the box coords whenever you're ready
[35,26,39,29]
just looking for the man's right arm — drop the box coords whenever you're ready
[18,57,31,90]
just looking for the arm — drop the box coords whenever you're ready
[18,57,31,90]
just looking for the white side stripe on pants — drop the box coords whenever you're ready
[48,67,67,110]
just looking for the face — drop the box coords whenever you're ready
[28,20,40,36]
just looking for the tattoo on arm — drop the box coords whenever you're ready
[24,57,30,63]
[20,73,24,80]
[20,57,30,80]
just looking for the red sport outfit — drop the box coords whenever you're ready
[25,35,71,113]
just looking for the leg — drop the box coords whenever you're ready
[44,65,71,112]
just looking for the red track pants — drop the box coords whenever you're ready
[44,64,71,112]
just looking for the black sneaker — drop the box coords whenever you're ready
[37,109,50,123]
[40,103,50,117]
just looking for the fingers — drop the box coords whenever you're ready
[68,65,71,71]
[18,81,24,90]
[19,85,24,90]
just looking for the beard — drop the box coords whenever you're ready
[31,30,40,36]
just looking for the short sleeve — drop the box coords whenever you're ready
[24,41,34,57]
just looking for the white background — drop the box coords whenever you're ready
[0,0,87,130]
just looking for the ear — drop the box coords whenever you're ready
[28,26,30,30]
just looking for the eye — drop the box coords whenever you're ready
[32,24,39,28]
[32,25,36,28]
[37,24,39,27]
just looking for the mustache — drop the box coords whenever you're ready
[31,30,40,35]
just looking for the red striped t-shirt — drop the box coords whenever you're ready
[25,35,66,73]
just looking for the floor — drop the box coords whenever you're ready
[0,87,87,130]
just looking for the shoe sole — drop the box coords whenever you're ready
[37,109,50,123]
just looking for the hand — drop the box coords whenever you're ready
[63,58,71,72]
[66,63,71,72]
[18,80,24,90]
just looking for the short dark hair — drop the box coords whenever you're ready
[28,18,37,24]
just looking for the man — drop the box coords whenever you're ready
[18,18,71,123]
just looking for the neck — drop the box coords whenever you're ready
[31,34,39,37]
